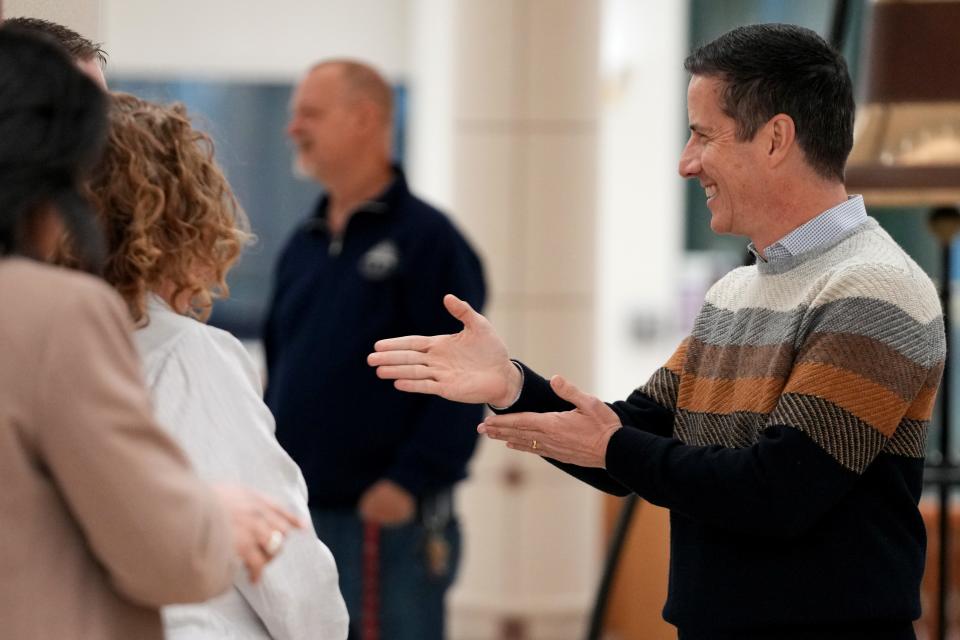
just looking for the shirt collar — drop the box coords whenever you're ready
[748,195,868,264]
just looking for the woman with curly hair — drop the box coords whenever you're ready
[85,92,348,640]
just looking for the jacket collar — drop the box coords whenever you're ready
[306,165,408,232]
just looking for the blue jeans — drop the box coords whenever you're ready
[311,508,461,640]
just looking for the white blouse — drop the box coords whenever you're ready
[134,295,348,640]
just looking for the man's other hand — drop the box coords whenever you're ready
[358,479,416,526]
[479,375,621,468]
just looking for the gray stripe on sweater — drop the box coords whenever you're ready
[674,409,765,449]
[770,393,887,473]
[693,300,944,367]
[638,368,680,412]
[671,404,926,466]
[806,298,945,367]
[884,419,927,459]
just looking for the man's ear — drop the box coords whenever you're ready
[765,113,796,167]
[353,99,384,135]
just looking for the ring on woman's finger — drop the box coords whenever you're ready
[264,529,285,556]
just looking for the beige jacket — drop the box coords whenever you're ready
[0,258,234,640]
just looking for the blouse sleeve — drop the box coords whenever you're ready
[147,324,349,640]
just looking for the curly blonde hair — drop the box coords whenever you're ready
[85,92,251,323]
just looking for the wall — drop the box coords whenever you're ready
[596,0,688,403]
[101,0,408,82]
[5,0,101,40]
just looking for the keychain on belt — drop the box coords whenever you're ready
[421,491,452,578]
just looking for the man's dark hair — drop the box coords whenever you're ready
[684,23,853,182]
[0,26,108,268]
[2,16,107,65]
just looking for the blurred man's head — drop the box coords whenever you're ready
[2,17,107,88]
[286,60,393,184]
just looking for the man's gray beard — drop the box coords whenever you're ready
[291,156,312,181]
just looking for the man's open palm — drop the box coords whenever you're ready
[367,294,519,406]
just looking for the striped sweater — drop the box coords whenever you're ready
[504,218,944,638]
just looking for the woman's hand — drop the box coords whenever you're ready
[212,484,304,583]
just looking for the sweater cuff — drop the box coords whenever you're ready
[604,425,661,490]
[490,361,576,415]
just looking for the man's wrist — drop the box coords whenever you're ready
[489,360,524,410]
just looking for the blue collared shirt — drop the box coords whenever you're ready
[748,195,868,263]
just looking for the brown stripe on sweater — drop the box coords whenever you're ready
[797,332,932,399]
[684,338,794,381]
[925,360,946,390]
[883,419,927,459]
[664,338,689,375]
[771,393,887,473]
[906,365,945,421]
[785,362,908,436]
[676,375,783,415]
[904,385,938,421]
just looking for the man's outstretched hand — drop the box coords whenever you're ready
[367,294,521,407]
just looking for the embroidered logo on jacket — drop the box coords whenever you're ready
[360,240,400,280]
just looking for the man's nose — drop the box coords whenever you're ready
[678,140,699,178]
[286,117,300,139]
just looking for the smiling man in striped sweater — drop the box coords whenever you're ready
[367,23,945,639]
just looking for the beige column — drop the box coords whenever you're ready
[438,1,603,639]
[4,0,101,40]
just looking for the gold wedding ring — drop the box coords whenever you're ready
[531,439,538,450]
[265,529,285,556]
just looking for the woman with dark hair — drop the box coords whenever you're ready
[0,31,107,267]
[84,91,348,640]
[0,27,300,640]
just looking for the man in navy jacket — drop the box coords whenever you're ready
[264,59,485,640]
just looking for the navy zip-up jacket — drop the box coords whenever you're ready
[264,169,486,507]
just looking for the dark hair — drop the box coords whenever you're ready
[684,23,854,182]
[0,26,108,268]
[2,17,107,65]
